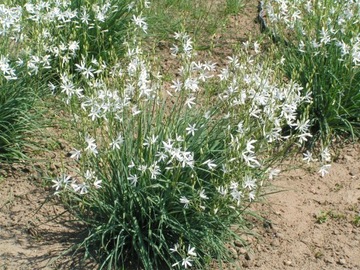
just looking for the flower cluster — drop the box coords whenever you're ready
[262,0,360,175]
[263,0,360,66]
[171,244,198,269]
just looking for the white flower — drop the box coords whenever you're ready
[52,175,72,193]
[143,135,158,147]
[93,179,102,189]
[155,151,168,162]
[268,168,281,180]
[181,257,193,269]
[187,245,197,257]
[303,150,316,163]
[253,41,261,54]
[48,82,57,93]
[110,134,124,150]
[183,37,193,56]
[69,148,81,160]
[319,164,331,177]
[199,189,209,200]
[243,175,257,190]
[184,77,198,92]
[84,169,95,180]
[170,44,179,56]
[180,196,190,208]
[149,163,161,179]
[85,135,98,155]
[71,182,89,195]
[202,159,217,170]
[132,15,148,33]
[242,152,261,168]
[131,105,141,116]
[321,147,331,162]
[68,40,79,53]
[170,243,179,253]
[295,119,311,133]
[230,189,242,205]
[297,132,312,144]
[246,139,257,154]
[144,1,151,8]
[170,79,182,93]
[320,27,331,45]
[185,96,196,108]
[127,174,138,186]
[217,186,228,196]
[249,190,256,201]
[186,123,198,136]
[52,178,63,191]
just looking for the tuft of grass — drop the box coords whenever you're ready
[225,0,244,15]
[0,73,44,162]
[315,210,346,224]
[354,215,360,227]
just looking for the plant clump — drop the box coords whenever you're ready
[262,0,360,143]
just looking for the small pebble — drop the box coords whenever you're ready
[234,240,245,247]
[245,252,253,260]
[338,258,346,265]
[324,257,335,264]
[238,248,247,254]
[284,260,292,266]
[228,247,237,259]
[270,239,280,247]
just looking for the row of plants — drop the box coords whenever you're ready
[0,0,359,269]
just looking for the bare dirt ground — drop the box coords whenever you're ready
[1,1,359,269]
[236,143,360,270]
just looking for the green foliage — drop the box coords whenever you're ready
[225,0,244,15]
[354,215,360,227]
[264,0,360,144]
[145,0,243,41]
[0,74,41,161]
[278,40,360,143]
[67,0,133,61]
[65,101,249,269]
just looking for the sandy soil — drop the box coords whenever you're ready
[234,143,360,270]
[1,1,359,269]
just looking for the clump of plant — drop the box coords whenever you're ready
[0,0,141,162]
[263,0,360,143]
[0,0,136,87]
[50,13,312,267]
[0,24,46,162]
[0,69,38,160]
